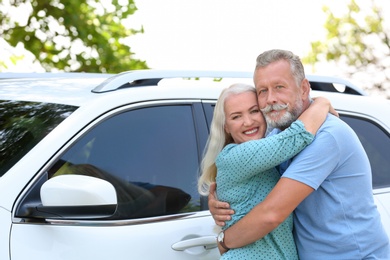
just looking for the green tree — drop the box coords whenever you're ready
[304,0,390,98]
[0,0,148,73]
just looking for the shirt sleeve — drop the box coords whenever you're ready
[281,123,340,189]
[216,120,314,184]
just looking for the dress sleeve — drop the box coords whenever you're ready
[216,120,314,183]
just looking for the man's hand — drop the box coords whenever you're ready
[208,182,234,226]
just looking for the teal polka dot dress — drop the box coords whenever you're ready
[216,120,314,259]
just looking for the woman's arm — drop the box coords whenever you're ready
[217,97,337,183]
[217,120,314,184]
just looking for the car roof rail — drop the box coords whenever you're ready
[306,75,366,95]
[0,70,365,95]
[92,70,253,93]
[0,72,112,79]
[92,69,366,96]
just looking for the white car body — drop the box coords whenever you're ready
[0,71,388,259]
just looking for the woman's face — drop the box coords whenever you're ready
[224,91,267,144]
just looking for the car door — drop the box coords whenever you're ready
[10,100,220,259]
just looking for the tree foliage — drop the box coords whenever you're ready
[0,0,148,73]
[303,0,390,98]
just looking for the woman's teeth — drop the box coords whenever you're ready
[245,128,258,135]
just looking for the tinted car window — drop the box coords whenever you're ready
[49,104,202,219]
[0,100,77,177]
[341,115,390,189]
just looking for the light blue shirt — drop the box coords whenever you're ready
[283,114,390,259]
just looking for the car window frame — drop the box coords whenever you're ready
[13,99,213,225]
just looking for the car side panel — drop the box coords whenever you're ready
[10,214,220,260]
[0,207,11,260]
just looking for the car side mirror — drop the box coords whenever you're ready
[35,175,117,219]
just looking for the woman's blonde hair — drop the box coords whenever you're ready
[197,83,256,195]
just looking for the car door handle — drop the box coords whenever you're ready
[171,236,217,251]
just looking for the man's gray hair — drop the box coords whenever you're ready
[255,49,306,87]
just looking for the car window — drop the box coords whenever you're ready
[0,100,77,177]
[341,115,390,189]
[48,104,203,219]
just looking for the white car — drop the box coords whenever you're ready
[0,70,389,259]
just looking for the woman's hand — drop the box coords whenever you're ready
[312,97,339,117]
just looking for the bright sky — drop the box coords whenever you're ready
[2,0,389,81]
[126,0,342,73]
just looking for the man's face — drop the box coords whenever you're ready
[254,60,307,129]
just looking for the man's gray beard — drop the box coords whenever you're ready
[266,111,296,130]
[264,100,304,130]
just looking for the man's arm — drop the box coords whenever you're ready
[208,182,234,226]
[222,178,314,250]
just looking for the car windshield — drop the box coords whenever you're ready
[0,100,77,177]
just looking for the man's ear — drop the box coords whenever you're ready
[301,78,311,98]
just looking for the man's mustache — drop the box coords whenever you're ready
[260,103,289,114]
